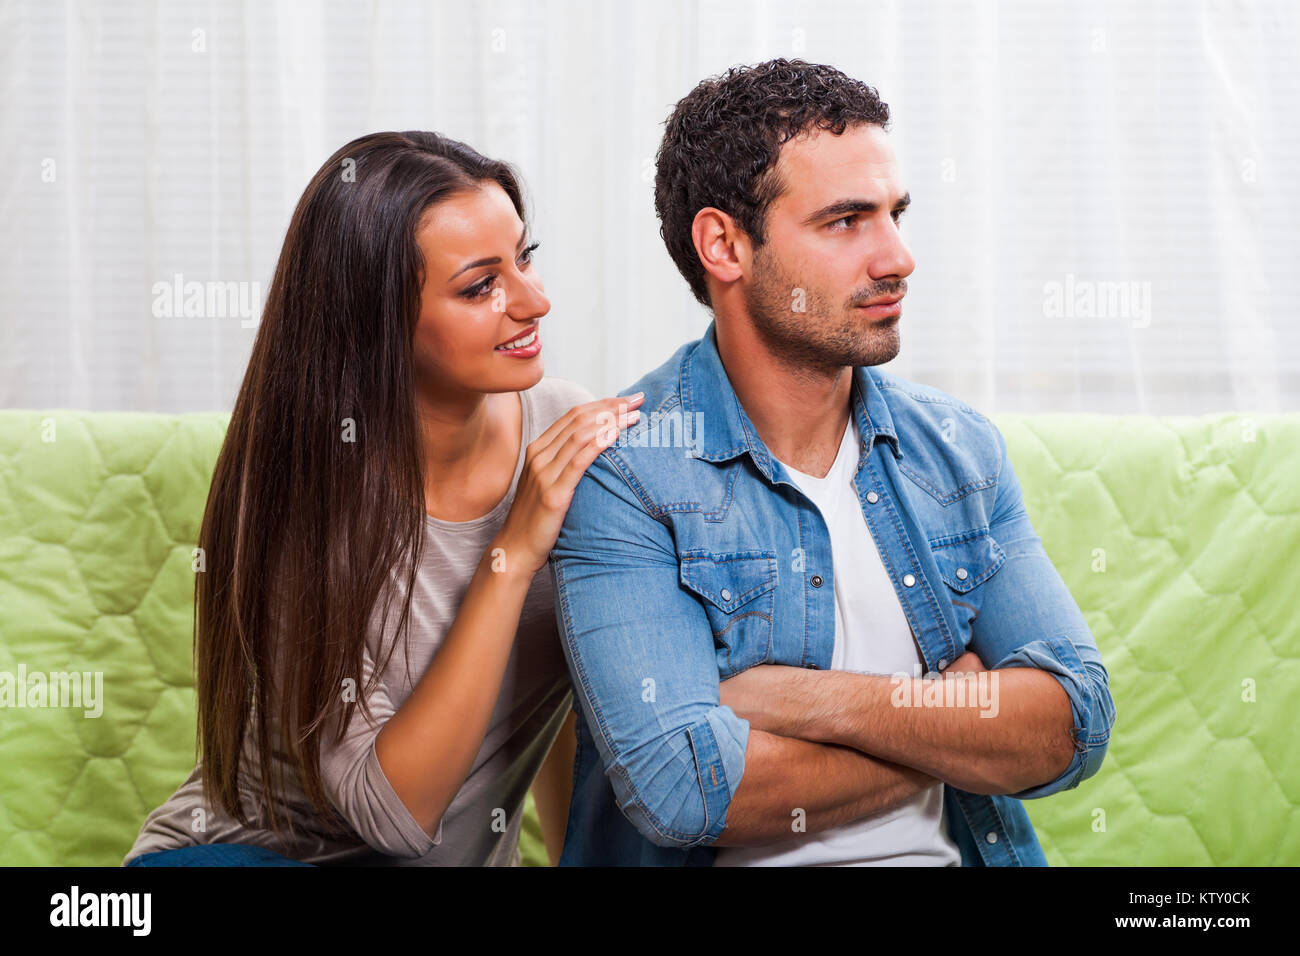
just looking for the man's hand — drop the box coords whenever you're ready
[942,650,986,675]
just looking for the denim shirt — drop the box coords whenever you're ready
[550,320,1116,866]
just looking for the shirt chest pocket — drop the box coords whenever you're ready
[679,550,778,677]
[928,529,1005,640]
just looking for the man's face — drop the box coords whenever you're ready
[743,122,915,371]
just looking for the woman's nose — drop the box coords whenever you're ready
[508,272,550,319]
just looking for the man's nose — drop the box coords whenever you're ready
[874,221,916,281]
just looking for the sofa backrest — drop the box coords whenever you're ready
[0,409,1296,865]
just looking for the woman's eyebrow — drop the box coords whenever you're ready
[447,227,529,283]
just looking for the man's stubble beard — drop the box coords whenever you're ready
[743,243,902,375]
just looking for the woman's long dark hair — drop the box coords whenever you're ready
[195,131,527,839]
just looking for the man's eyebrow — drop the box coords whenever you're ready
[802,192,911,225]
[447,227,529,282]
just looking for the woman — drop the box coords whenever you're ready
[123,130,642,866]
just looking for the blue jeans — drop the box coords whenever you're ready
[127,843,314,866]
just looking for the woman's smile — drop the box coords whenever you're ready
[494,324,541,357]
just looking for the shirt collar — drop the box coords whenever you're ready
[681,319,901,476]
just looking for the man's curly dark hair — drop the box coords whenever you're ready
[653,58,891,308]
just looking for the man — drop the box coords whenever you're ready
[549,58,1115,866]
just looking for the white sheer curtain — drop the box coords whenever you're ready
[2,0,1296,414]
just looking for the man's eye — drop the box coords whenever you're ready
[828,215,856,231]
[892,209,906,224]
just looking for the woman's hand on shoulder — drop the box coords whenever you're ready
[493,393,644,576]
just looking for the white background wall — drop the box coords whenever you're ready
[2,0,1297,415]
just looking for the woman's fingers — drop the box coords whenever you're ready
[543,406,640,489]
[538,405,639,494]
[536,409,639,520]
[528,394,643,472]
[530,394,642,452]
[495,396,643,574]
[556,424,625,491]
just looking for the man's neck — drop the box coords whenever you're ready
[714,316,853,479]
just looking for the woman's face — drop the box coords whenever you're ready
[412,181,549,399]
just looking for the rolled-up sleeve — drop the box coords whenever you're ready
[316,643,444,858]
[550,448,750,848]
[971,420,1118,799]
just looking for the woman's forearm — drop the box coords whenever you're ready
[372,396,642,840]
[374,536,533,836]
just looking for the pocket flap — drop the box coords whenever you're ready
[679,550,778,612]
[929,531,1005,593]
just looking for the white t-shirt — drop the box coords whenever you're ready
[713,415,961,867]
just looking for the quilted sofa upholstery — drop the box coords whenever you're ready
[0,409,1296,866]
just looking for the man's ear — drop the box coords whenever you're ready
[691,207,752,293]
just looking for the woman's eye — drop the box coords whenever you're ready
[462,277,495,300]
[460,242,540,300]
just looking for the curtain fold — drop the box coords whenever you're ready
[2,0,1296,413]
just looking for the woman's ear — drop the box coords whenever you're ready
[690,206,750,294]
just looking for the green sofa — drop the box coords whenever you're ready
[1,409,1296,866]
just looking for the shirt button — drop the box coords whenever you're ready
[720,588,732,602]
[937,659,948,670]
[810,575,823,588]
[902,573,916,587]
[866,491,879,504]
[985,832,998,844]
[955,567,968,581]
